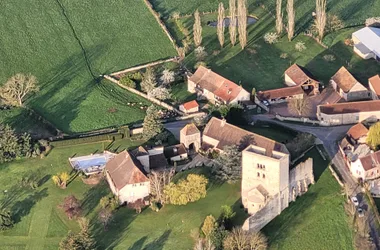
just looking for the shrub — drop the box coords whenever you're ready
[344,38,354,46]
[127,71,142,81]
[60,195,82,220]
[195,46,207,61]
[171,11,180,20]
[195,61,207,69]
[365,17,380,27]
[323,54,336,62]
[263,32,279,44]
[326,14,344,33]
[295,41,306,52]
[52,172,70,189]
[100,195,119,211]
[280,53,288,59]
[119,76,136,88]
[150,201,160,212]
[0,210,14,231]
[202,215,217,238]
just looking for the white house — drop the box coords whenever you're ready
[187,66,250,104]
[330,66,370,101]
[352,27,380,61]
[350,151,380,181]
[105,151,150,204]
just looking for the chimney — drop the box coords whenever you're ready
[221,118,226,127]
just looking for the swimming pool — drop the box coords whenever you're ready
[69,152,116,175]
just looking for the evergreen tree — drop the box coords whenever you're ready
[0,124,31,163]
[143,105,163,140]
[214,145,242,182]
[59,218,96,250]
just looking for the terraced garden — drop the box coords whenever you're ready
[0,0,176,133]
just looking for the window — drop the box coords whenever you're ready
[140,183,144,186]
[257,172,260,177]
[262,165,266,170]
[263,174,266,179]
[132,184,137,187]
[257,163,260,168]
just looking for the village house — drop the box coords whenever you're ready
[350,151,380,181]
[179,117,314,232]
[179,100,199,114]
[105,151,150,204]
[187,66,250,104]
[330,66,369,101]
[317,100,380,125]
[256,64,319,105]
[352,27,380,61]
[369,75,380,100]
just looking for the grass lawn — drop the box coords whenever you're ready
[263,148,355,250]
[0,0,176,133]
[170,81,197,104]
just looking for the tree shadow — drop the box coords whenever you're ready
[128,236,148,250]
[81,180,110,216]
[11,188,48,223]
[38,174,51,187]
[143,230,171,250]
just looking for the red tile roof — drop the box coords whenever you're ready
[285,64,319,86]
[369,75,380,97]
[331,66,361,93]
[318,100,380,114]
[347,123,368,140]
[203,117,288,156]
[105,151,148,190]
[189,66,248,103]
[360,151,380,171]
[182,100,199,110]
[257,86,304,100]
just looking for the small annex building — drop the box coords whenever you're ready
[352,27,380,61]
[284,64,320,95]
[369,75,380,100]
[187,66,250,104]
[179,100,199,114]
[330,66,369,101]
[105,151,150,204]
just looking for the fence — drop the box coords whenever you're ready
[104,75,184,115]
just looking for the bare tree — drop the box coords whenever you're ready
[217,3,225,48]
[229,0,237,46]
[193,9,202,47]
[98,208,113,231]
[149,168,175,205]
[286,0,295,41]
[315,0,327,41]
[288,95,312,116]
[237,0,248,49]
[0,73,39,107]
[160,69,175,85]
[223,227,267,250]
[276,0,283,34]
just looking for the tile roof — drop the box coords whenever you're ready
[164,144,187,159]
[285,64,318,86]
[105,151,148,190]
[181,123,200,136]
[257,86,304,101]
[130,146,149,157]
[369,75,380,97]
[182,100,199,110]
[318,100,380,114]
[203,117,288,156]
[360,151,380,171]
[188,66,248,103]
[347,123,368,140]
[331,66,361,93]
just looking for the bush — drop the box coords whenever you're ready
[323,54,336,62]
[119,76,136,88]
[280,53,288,59]
[263,32,279,44]
[195,46,207,61]
[195,61,207,69]
[295,41,306,52]
[127,71,142,81]
[326,14,344,33]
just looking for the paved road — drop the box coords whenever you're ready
[252,114,380,248]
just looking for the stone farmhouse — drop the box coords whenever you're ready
[330,66,370,101]
[187,66,250,104]
[352,27,380,61]
[317,100,380,125]
[180,117,314,232]
[256,64,319,105]
[369,75,380,100]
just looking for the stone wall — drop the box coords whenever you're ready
[288,158,314,202]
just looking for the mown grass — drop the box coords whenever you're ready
[263,148,355,250]
[0,0,176,133]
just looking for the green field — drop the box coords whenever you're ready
[0,0,176,133]
[263,148,355,250]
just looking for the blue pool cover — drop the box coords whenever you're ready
[73,156,107,170]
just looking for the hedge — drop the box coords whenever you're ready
[50,133,123,147]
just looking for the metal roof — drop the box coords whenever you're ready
[353,27,380,57]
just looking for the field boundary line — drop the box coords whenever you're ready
[143,0,179,53]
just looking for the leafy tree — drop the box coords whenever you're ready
[214,145,242,182]
[0,210,13,231]
[367,122,380,150]
[100,195,119,211]
[98,208,113,231]
[223,227,267,250]
[286,133,314,159]
[160,69,175,85]
[59,218,96,250]
[164,174,208,205]
[219,205,236,229]
[210,226,228,250]
[119,76,136,88]
[52,172,70,189]
[60,195,81,220]
[141,67,157,93]
[148,87,172,100]
[0,124,31,163]
[202,215,217,238]
[143,105,163,140]
[0,73,39,106]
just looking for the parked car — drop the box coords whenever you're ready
[357,208,364,218]
[262,100,270,106]
[351,196,359,207]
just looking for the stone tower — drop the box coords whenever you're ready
[180,123,201,151]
